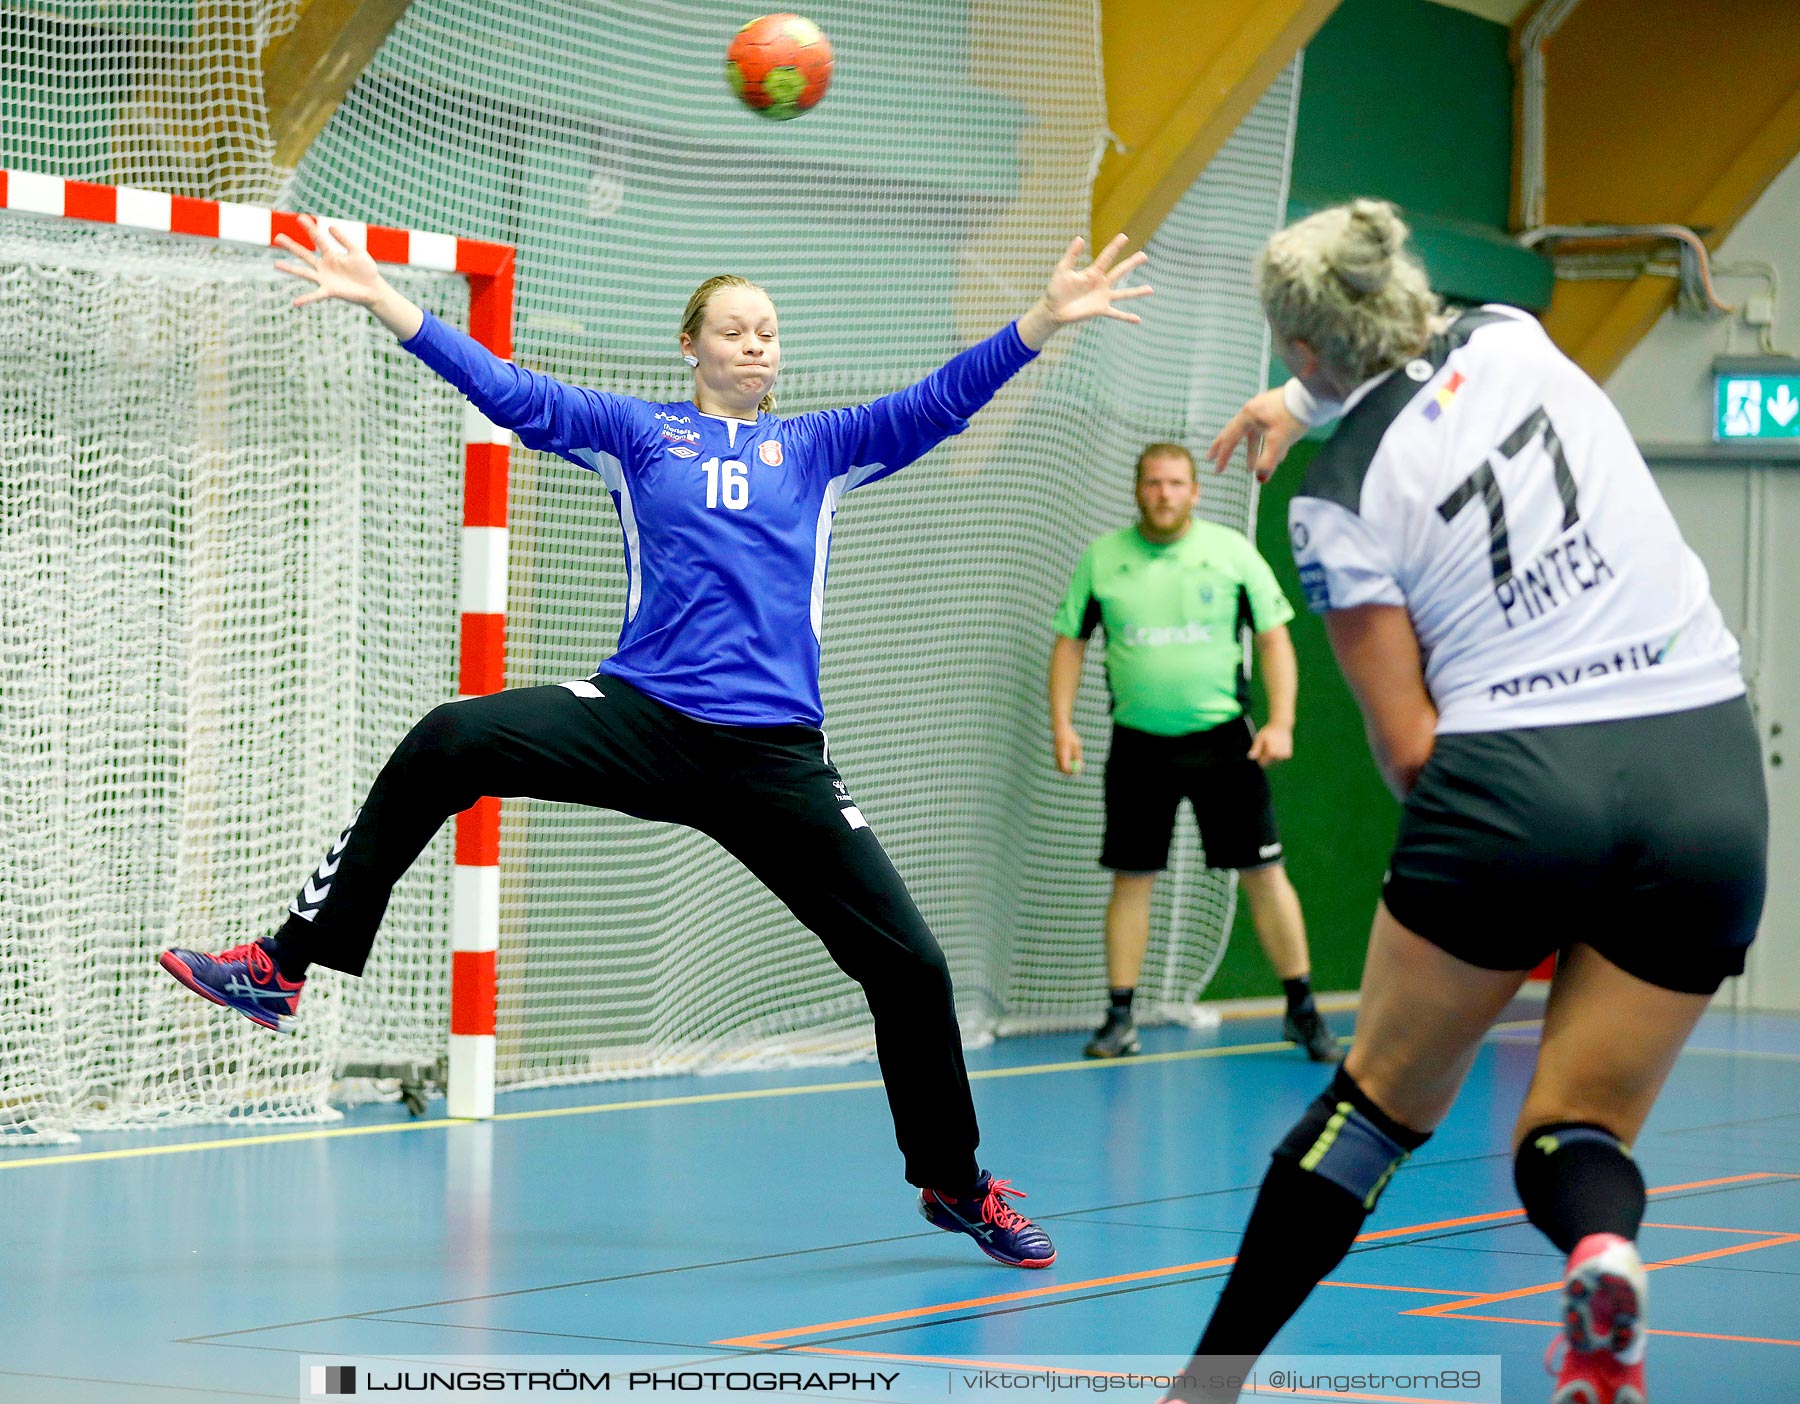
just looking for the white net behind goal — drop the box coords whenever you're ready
[283,2,1300,1084]
[3,0,1303,1129]
[0,214,467,1139]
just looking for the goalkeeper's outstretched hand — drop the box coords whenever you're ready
[275,214,423,340]
[1016,234,1153,351]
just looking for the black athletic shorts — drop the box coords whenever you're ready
[1101,718,1282,873]
[1382,695,1767,996]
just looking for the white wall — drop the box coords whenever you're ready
[1606,149,1800,1012]
[1609,150,1800,445]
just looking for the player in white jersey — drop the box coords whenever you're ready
[1167,201,1765,1404]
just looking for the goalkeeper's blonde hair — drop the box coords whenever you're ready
[1255,199,1440,388]
[682,274,778,414]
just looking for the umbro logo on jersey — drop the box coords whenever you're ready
[759,440,783,466]
[666,445,698,458]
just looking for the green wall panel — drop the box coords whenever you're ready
[1288,0,1552,311]
[1211,441,1398,1001]
[1203,0,1547,1004]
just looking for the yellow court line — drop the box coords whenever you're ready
[0,1037,1320,1172]
[1317,1280,1476,1297]
[0,1116,474,1170]
[1483,1031,1800,1065]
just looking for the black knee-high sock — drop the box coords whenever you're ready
[1194,1158,1366,1357]
[1195,1072,1430,1358]
[1514,1121,1645,1255]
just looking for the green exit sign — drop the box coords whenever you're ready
[1714,358,1800,442]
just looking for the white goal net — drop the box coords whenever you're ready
[2,0,1300,1136]
[0,212,468,1139]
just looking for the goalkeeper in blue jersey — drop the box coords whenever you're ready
[159,214,1151,1269]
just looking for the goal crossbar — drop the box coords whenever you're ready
[1,167,516,1119]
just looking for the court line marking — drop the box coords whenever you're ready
[712,1260,1240,1346]
[1443,1314,1800,1349]
[714,1173,1795,1350]
[11,1003,1774,1173]
[1486,1038,1800,1065]
[1317,1280,1472,1297]
[0,1039,1311,1172]
[1406,1231,1800,1318]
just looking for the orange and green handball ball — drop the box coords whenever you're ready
[726,13,834,120]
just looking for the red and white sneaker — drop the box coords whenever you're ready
[1548,1233,1647,1403]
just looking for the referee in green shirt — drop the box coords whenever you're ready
[1049,442,1340,1061]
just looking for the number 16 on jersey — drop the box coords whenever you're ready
[701,457,750,511]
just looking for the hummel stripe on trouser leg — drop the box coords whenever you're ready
[276,682,699,978]
[288,810,359,924]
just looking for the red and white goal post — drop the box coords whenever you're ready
[0,168,515,1120]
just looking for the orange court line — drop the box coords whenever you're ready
[1647,1233,1800,1270]
[1350,1207,1522,1241]
[1356,1171,1789,1247]
[1641,1221,1794,1235]
[713,1256,1238,1347]
[1407,1233,1800,1318]
[717,1172,1795,1350]
[1639,1171,1799,1193]
[1442,1313,1800,1348]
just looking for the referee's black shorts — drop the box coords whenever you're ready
[1101,718,1282,874]
[1382,695,1767,996]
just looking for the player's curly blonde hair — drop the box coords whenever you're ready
[1254,199,1440,388]
[681,274,778,414]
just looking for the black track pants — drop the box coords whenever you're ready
[279,675,981,1190]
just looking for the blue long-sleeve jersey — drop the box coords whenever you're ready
[405,312,1038,726]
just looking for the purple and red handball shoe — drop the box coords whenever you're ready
[920,1171,1057,1268]
[159,940,305,1034]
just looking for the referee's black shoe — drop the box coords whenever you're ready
[1083,1008,1140,1058]
[1282,1005,1343,1063]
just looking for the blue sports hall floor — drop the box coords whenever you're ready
[2,1000,1797,1404]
